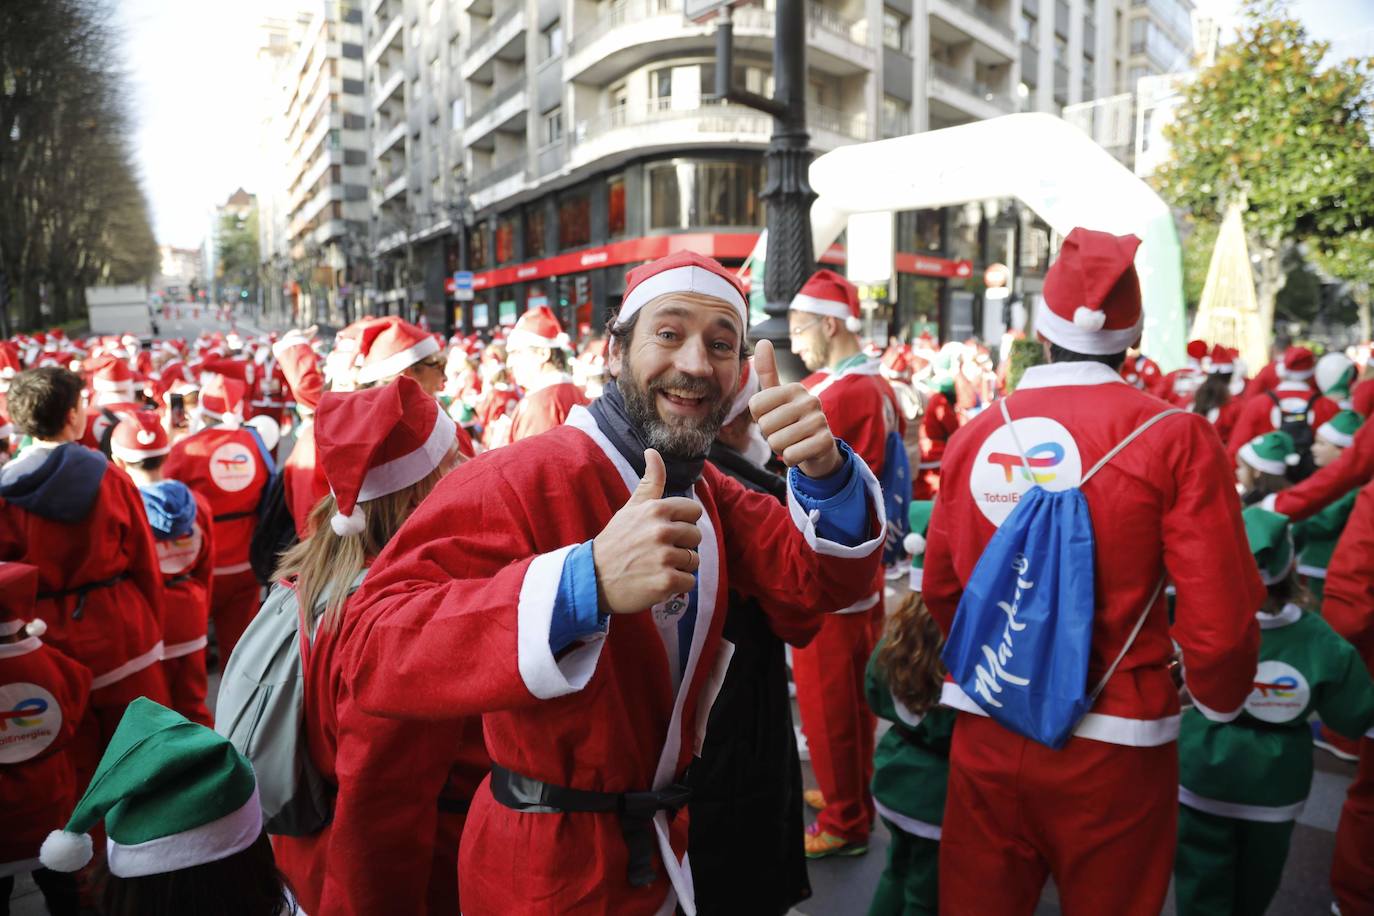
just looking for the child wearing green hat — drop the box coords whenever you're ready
[1235,430,1300,506]
[38,697,294,916]
[1173,507,1374,916]
[863,502,954,915]
[1295,409,1365,606]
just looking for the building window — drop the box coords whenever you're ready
[525,207,546,258]
[470,222,489,269]
[882,8,909,52]
[881,94,911,138]
[896,209,944,254]
[1020,12,1038,46]
[651,67,673,101]
[647,159,765,230]
[558,189,591,248]
[496,213,518,263]
[542,21,563,61]
[543,107,563,147]
[607,174,627,238]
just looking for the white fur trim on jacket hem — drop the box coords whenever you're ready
[832,592,880,615]
[1035,300,1143,354]
[516,546,607,700]
[161,635,209,659]
[617,266,748,328]
[107,784,263,877]
[1190,695,1244,724]
[91,642,164,690]
[213,562,254,576]
[874,799,942,841]
[940,682,1181,747]
[784,452,886,559]
[354,335,440,384]
[1178,786,1305,823]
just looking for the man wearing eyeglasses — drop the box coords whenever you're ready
[787,269,905,859]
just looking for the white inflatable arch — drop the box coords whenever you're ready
[808,112,1186,369]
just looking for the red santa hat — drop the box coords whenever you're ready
[0,344,20,380]
[355,317,440,385]
[1037,228,1143,355]
[92,355,135,394]
[315,376,456,536]
[1207,344,1234,374]
[111,412,170,463]
[0,561,47,638]
[507,306,571,352]
[617,251,749,329]
[1279,346,1315,381]
[790,269,863,333]
[199,374,246,423]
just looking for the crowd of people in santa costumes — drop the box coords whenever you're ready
[4,231,1374,916]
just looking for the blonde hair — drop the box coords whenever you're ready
[273,461,450,634]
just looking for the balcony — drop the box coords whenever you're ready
[372,68,404,112]
[366,12,402,67]
[382,172,407,203]
[880,108,912,139]
[463,81,528,149]
[568,97,771,173]
[469,158,526,211]
[462,0,492,15]
[806,3,876,75]
[928,61,1016,119]
[929,0,1017,58]
[462,5,526,82]
[373,119,406,159]
[808,103,869,151]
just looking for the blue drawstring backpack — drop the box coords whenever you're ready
[941,399,1180,749]
[879,426,912,566]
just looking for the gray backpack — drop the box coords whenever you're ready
[215,577,358,836]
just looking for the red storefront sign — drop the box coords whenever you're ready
[468,233,975,290]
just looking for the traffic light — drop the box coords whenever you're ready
[574,274,590,306]
[556,276,571,308]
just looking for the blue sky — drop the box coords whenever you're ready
[114,0,1374,249]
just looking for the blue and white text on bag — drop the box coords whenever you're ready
[941,485,1098,749]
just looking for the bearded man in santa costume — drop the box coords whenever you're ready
[504,305,589,442]
[345,250,886,916]
[786,268,904,858]
[922,227,1262,915]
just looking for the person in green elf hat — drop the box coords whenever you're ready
[38,697,293,916]
[1295,409,1366,606]
[1174,507,1374,916]
[1235,430,1299,506]
[863,501,955,915]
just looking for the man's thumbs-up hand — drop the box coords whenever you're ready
[593,449,703,615]
[748,339,842,479]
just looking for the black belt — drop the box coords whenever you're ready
[488,764,691,888]
[436,796,471,815]
[37,572,130,621]
[164,572,194,587]
[214,510,255,523]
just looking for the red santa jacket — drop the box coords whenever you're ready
[0,633,93,869]
[343,407,884,915]
[1121,353,1164,393]
[922,361,1262,747]
[1226,380,1338,457]
[1320,479,1374,674]
[164,425,272,576]
[272,333,329,536]
[1201,397,1245,446]
[1272,417,1374,520]
[152,490,215,660]
[1352,376,1374,419]
[0,446,166,690]
[917,390,961,499]
[1244,359,1282,400]
[274,579,490,916]
[510,378,589,442]
[477,384,521,448]
[1157,365,1205,407]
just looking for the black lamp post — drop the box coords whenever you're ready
[715,0,815,382]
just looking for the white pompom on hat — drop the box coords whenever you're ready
[790,269,864,333]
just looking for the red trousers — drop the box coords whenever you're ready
[793,606,879,842]
[211,570,262,665]
[940,713,1177,916]
[163,650,212,728]
[1333,736,1374,916]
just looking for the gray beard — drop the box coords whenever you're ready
[619,359,731,461]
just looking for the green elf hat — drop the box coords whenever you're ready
[1315,352,1356,401]
[39,698,261,877]
[903,500,935,591]
[1238,430,1300,476]
[1317,409,1364,449]
[1242,506,1295,585]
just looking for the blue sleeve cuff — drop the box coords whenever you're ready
[790,440,869,546]
[549,540,609,654]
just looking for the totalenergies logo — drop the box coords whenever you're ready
[1252,675,1299,699]
[0,696,47,730]
[1244,661,1310,724]
[986,441,1067,484]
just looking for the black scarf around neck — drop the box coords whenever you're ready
[588,378,705,495]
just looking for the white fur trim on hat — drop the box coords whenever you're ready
[105,784,264,878]
[1036,299,1143,354]
[1317,421,1354,449]
[618,265,748,328]
[92,376,134,393]
[111,440,171,463]
[355,407,456,504]
[355,335,441,385]
[791,293,851,321]
[1238,440,1296,476]
[506,328,571,352]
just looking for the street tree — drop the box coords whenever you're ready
[1153,0,1374,341]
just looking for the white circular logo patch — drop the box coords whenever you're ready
[1245,660,1310,723]
[156,524,204,576]
[970,417,1083,526]
[208,442,257,493]
[0,682,62,764]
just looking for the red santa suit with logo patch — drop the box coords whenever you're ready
[155,490,215,727]
[0,448,169,765]
[0,564,95,880]
[510,377,589,442]
[164,386,271,664]
[342,407,885,915]
[922,229,1262,916]
[1319,480,1374,915]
